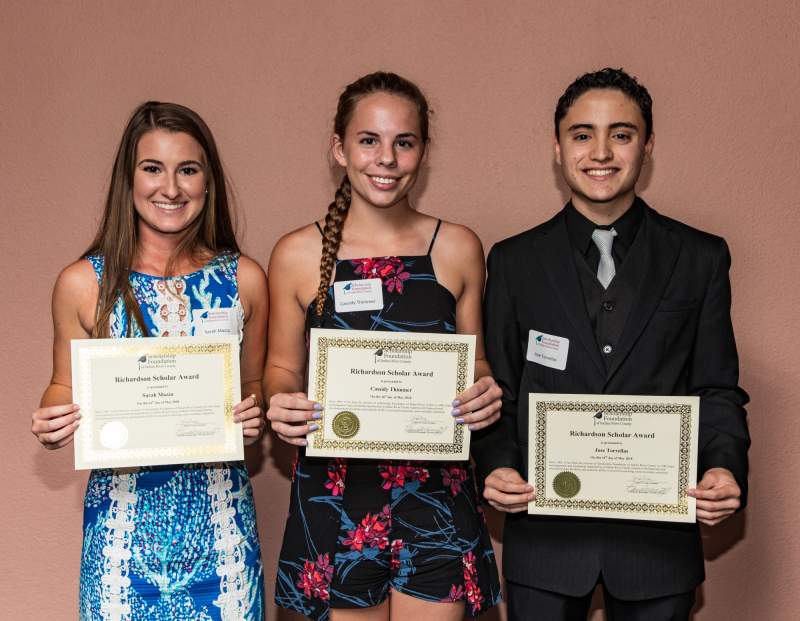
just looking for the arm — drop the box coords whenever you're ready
[435,223,501,431]
[263,229,323,447]
[470,244,534,512]
[234,255,269,446]
[31,260,97,449]
[687,239,750,524]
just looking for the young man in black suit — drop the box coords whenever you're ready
[471,68,750,620]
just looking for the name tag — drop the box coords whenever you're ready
[527,330,569,371]
[334,278,384,313]
[192,307,243,340]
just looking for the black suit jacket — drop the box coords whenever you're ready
[472,202,750,599]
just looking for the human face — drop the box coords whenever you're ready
[554,88,654,221]
[133,129,207,237]
[332,92,425,210]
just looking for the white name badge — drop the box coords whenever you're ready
[192,307,242,339]
[334,278,384,313]
[527,330,569,371]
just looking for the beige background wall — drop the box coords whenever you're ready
[2,1,798,619]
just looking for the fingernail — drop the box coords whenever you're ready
[309,424,319,432]
[451,409,461,416]
[455,417,464,424]
[301,439,308,446]
[312,412,322,420]
[452,399,461,407]
[75,412,82,419]
[313,403,323,410]
[468,424,476,431]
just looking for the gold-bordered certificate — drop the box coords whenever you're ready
[306,329,476,460]
[72,336,243,470]
[528,394,699,523]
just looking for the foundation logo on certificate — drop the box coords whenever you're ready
[334,278,383,313]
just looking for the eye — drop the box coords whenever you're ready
[395,139,415,149]
[573,133,590,142]
[179,166,200,176]
[142,164,161,173]
[359,137,377,146]
[613,133,632,142]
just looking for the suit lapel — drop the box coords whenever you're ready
[533,210,605,377]
[605,207,682,383]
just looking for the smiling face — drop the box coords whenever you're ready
[555,88,654,222]
[132,129,207,237]
[332,92,425,210]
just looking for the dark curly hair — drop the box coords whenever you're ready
[554,67,653,140]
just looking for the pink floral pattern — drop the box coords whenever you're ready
[351,257,411,294]
[463,550,485,613]
[390,538,404,572]
[379,463,430,490]
[324,459,347,496]
[343,505,392,552]
[441,465,469,496]
[297,553,334,601]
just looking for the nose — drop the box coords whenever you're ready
[162,172,180,199]
[590,137,613,162]
[377,143,397,167]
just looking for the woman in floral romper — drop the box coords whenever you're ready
[266,72,502,620]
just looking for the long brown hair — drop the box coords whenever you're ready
[84,101,239,337]
[313,72,431,319]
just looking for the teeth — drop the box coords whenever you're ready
[371,176,397,184]
[153,202,184,210]
[586,169,616,177]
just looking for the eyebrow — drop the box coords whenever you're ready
[137,158,205,167]
[356,130,419,139]
[567,122,639,132]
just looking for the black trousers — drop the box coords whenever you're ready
[506,579,696,621]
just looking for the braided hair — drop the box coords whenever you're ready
[313,72,430,319]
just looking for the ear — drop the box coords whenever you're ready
[553,134,562,166]
[331,134,347,168]
[643,132,655,163]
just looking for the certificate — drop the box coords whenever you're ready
[528,394,699,523]
[72,336,243,470]
[306,328,475,460]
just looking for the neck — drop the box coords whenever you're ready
[134,223,197,275]
[572,192,636,226]
[345,195,416,236]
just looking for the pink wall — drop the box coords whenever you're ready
[2,2,798,619]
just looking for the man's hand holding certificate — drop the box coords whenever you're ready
[528,394,699,523]
[306,329,476,460]
[71,336,243,469]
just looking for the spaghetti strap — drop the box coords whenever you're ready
[426,219,443,255]
[314,221,324,237]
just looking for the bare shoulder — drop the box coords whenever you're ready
[236,254,268,288]
[54,259,98,302]
[432,220,485,264]
[268,223,323,274]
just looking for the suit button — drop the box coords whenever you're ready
[602,344,613,354]
[603,301,615,311]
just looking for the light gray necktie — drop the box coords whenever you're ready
[591,228,617,289]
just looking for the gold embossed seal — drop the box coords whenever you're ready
[332,411,360,439]
[553,471,581,498]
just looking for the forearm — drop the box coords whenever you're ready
[263,364,305,401]
[40,382,73,408]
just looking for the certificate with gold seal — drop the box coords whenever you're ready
[71,336,243,470]
[528,394,699,523]
[306,329,476,460]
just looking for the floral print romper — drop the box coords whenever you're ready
[274,222,501,620]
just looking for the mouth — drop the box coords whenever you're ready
[367,175,400,190]
[583,168,619,179]
[152,201,187,211]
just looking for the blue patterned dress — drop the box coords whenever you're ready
[79,253,264,621]
[275,233,501,620]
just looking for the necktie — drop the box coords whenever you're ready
[591,228,617,289]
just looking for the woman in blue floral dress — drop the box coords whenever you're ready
[30,102,268,620]
[266,73,502,620]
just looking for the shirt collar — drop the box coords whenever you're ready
[565,197,644,256]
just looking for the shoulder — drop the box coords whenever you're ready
[269,223,323,272]
[647,207,729,259]
[433,220,484,261]
[489,212,561,261]
[235,254,268,294]
[55,259,99,295]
